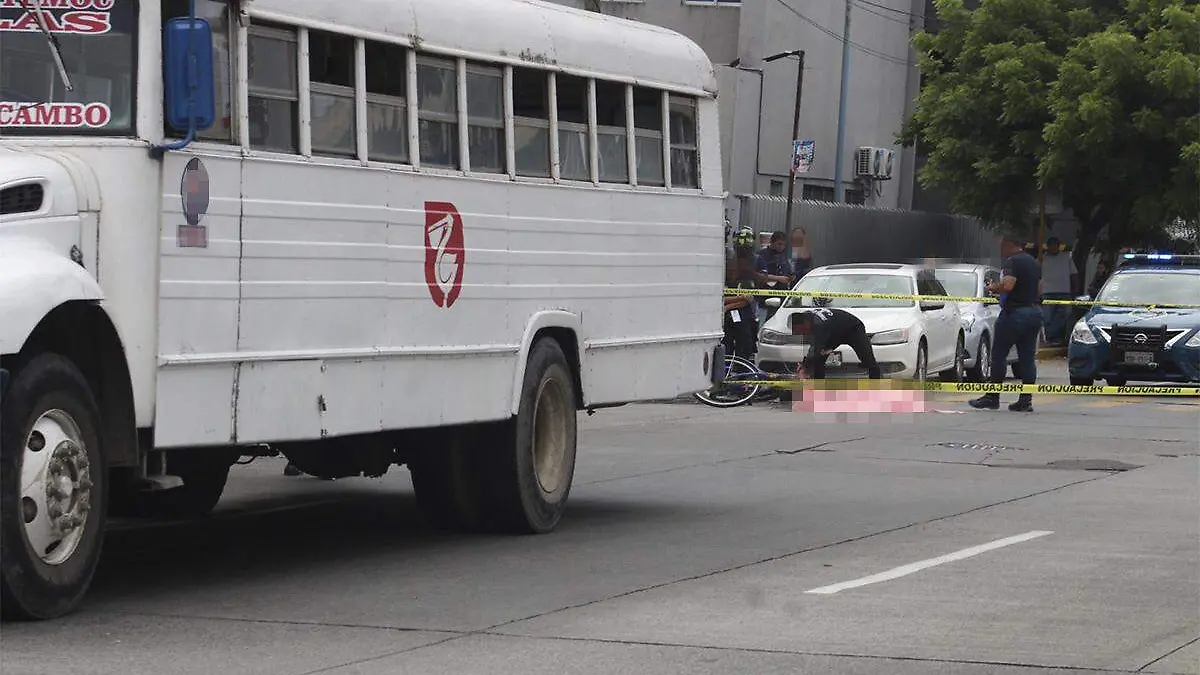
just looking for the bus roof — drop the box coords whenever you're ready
[246,0,719,96]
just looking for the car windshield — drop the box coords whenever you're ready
[1095,272,1200,307]
[0,0,136,136]
[782,273,916,309]
[937,270,979,299]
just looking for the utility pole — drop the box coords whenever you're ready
[833,0,852,203]
[783,51,805,263]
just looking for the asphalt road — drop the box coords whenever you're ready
[2,361,1198,675]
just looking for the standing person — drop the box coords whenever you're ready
[790,226,814,279]
[754,231,794,324]
[722,255,757,360]
[970,235,1043,412]
[1088,259,1111,296]
[791,307,882,380]
[1040,237,1078,346]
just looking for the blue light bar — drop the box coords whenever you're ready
[1118,253,1200,268]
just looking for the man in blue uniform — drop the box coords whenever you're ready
[755,232,795,323]
[792,307,882,379]
[970,235,1043,412]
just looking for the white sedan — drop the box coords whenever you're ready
[756,263,965,380]
[933,264,1038,381]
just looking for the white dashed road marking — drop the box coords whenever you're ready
[805,530,1054,595]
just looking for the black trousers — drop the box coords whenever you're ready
[809,329,882,379]
[723,317,756,361]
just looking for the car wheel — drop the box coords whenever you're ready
[967,335,990,382]
[913,342,928,381]
[939,333,966,382]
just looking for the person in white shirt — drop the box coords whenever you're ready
[1040,237,1079,345]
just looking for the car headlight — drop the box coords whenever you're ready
[759,329,790,345]
[1185,331,1200,348]
[1070,320,1097,345]
[871,328,909,346]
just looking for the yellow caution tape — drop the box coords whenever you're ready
[719,379,1200,396]
[722,287,1200,310]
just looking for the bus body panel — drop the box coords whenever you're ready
[152,147,722,447]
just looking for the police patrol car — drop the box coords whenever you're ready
[1068,254,1200,386]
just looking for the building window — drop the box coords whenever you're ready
[466,63,505,173]
[668,94,699,188]
[633,87,664,186]
[417,56,459,169]
[595,80,628,183]
[248,23,298,153]
[365,40,408,163]
[513,68,551,178]
[556,74,590,181]
[803,184,834,202]
[309,30,356,157]
[769,180,783,196]
[163,0,234,143]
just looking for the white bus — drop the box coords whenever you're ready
[0,0,724,619]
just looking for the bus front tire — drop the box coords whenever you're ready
[1,353,107,621]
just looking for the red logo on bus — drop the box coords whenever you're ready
[424,201,465,308]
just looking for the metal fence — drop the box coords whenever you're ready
[732,194,1002,268]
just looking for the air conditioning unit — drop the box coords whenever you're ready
[853,146,895,181]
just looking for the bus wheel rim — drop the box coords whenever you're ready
[20,409,93,566]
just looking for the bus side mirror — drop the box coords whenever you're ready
[163,17,216,132]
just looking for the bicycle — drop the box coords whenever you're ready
[693,354,793,408]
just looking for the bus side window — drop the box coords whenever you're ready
[308,30,356,158]
[555,74,590,181]
[594,80,628,184]
[162,0,234,142]
[247,22,299,153]
[512,68,551,178]
[669,95,699,188]
[365,40,409,164]
[632,86,664,187]
[416,56,459,169]
[465,62,505,174]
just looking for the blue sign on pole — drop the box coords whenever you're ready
[792,139,815,174]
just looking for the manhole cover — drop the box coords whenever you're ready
[1044,459,1142,472]
[933,442,1027,453]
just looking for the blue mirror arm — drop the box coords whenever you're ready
[151,0,199,159]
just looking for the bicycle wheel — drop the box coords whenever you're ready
[694,356,763,408]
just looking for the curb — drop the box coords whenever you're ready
[1037,346,1068,360]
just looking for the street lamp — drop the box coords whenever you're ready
[764,50,805,264]
[727,50,806,263]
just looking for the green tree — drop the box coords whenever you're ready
[900,0,1199,271]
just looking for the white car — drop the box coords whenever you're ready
[933,264,1037,381]
[756,263,965,380]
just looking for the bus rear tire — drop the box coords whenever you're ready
[1,353,107,621]
[493,338,578,534]
[409,426,487,532]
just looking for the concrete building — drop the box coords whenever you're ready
[551,0,927,211]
